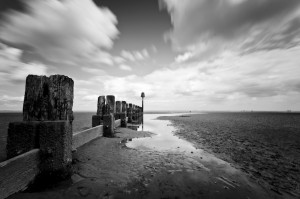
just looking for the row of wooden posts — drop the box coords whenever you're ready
[1,74,143,198]
[91,95,143,137]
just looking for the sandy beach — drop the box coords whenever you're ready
[159,112,300,198]
[9,123,282,199]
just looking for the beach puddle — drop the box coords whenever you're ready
[126,114,233,168]
[126,114,197,152]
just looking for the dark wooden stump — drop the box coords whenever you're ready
[48,75,74,122]
[96,96,105,117]
[103,114,115,137]
[22,75,74,122]
[106,95,115,115]
[127,103,133,123]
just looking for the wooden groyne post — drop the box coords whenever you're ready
[92,96,105,127]
[9,75,74,173]
[121,101,127,127]
[1,73,144,199]
[127,103,133,123]
[132,105,136,121]
[103,95,115,137]
[2,74,74,199]
[115,101,122,120]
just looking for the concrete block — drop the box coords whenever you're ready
[115,119,121,128]
[6,122,40,159]
[39,121,72,173]
[92,115,102,127]
[72,125,103,149]
[103,114,115,137]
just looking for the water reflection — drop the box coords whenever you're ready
[126,113,197,152]
[126,113,236,169]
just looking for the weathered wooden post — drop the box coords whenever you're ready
[22,75,49,121]
[135,105,139,122]
[120,101,127,127]
[139,106,143,124]
[22,75,74,122]
[97,96,106,116]
[132,105,136,122]
[92,96,105,127]
[103,95,115,137]
[7,74,74,180]
[115,101,122,120]
[127,103,133,123]
[135,105,138,122]
[137,106,141,123]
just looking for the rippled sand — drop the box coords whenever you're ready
[159,112,300,198]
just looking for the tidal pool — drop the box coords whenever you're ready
[126,113,197,152]
[126,113,239,173]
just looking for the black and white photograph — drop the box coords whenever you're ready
[0,0,299,198]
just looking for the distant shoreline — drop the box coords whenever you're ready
[1,110,300,114]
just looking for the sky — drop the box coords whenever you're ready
[0,0,300,112]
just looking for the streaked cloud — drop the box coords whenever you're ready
[81,67,106,74]
[119,64,132,71]
[160,0,300,61]
[74,46,300,111]
[0,43,47,84]
[0,0,119,64]
[121,49,149,62]
[114,56,126,64]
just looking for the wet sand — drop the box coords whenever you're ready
[10,126,278,199]
[159,112,300,198]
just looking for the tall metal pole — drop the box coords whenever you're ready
[141,92,145,131]
[141,92,145,112]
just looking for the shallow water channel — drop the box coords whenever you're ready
[126,113,229,166]
[127,113,197,152]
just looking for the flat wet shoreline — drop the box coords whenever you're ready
[10,126,275,199]
[159,113,300,198]
[8,113,283,199]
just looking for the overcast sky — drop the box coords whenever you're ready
[0,0,300,111]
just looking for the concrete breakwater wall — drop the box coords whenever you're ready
[0,74,143,199]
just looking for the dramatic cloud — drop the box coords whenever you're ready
[0,0,119,64]
[0,43,47,84]
[161,0,300,61]
[119,64,132,71]
[81,67,106,74]
[75,46,300,111]
[121,49,149,62]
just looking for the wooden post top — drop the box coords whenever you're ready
[23,74,74,122]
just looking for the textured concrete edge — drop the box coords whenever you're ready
[115,119,121,128]
[72,125,104,150]
[0,149,40,199]
[72,119,122,149]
